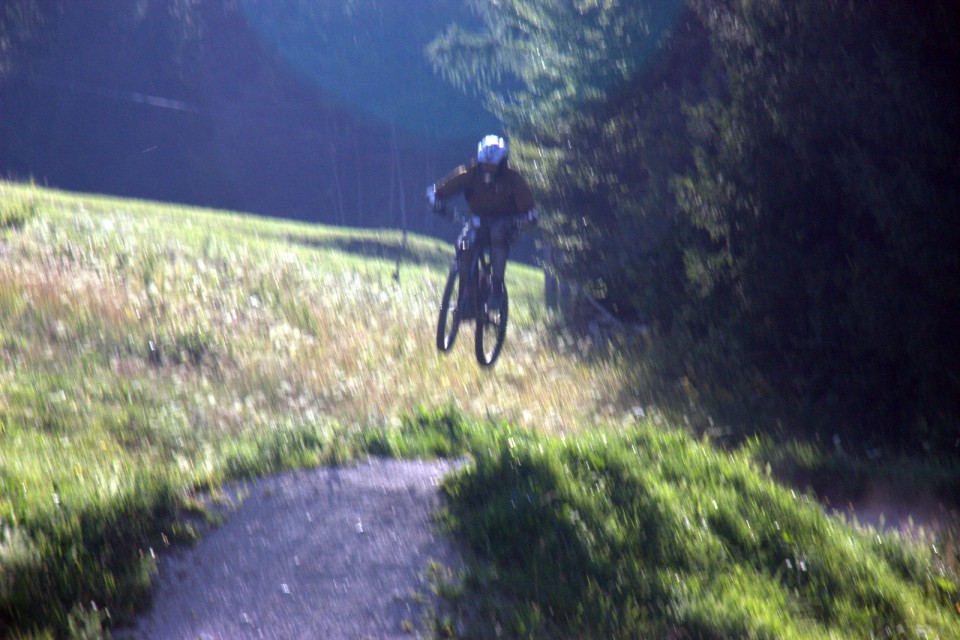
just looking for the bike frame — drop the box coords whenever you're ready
[455,215,492,321]
[436,212,509,366]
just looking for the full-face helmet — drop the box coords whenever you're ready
[477,135,508,184]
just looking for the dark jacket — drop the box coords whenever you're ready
[434,161,536,218]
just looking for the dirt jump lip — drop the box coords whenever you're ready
[115,457,465,639]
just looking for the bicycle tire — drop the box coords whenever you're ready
[436,266,461,352]
[475,286,508,366]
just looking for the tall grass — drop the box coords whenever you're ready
[0,180,644,636]
[1,180,957,638]
[435,417,960,638]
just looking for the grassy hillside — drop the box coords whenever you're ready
[0,179,645,636]
[1,180,958,638]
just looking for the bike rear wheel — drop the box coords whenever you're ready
[436,266,461,351]
[475,286,508,366]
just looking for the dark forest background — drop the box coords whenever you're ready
[3,0,960,453]
[429,0,960,452]
[0,0,491,236]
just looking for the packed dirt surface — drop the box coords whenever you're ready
[116,458,465,639]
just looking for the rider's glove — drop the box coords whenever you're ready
[426,185,446,215]
[516,207,539,229]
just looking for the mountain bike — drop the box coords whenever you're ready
[436,213,509,366]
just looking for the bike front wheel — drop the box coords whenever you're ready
[475,287,508,366]
[436,267,461,352]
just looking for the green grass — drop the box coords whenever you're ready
[0,179,642,637]
[435,419,960,638]
[1,180,957,638]
[0,193,37,230]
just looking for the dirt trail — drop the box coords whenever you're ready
[116,458,464,639]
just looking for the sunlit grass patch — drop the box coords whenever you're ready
[0,191,38,231]
[2,180,638,435]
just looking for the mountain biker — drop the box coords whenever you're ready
[426,134,539,311]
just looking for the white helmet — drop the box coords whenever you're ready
[477,135,508,166]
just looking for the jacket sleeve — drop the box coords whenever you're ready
[434,164,473,200]
[512,173,537,213]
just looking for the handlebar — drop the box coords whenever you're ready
[428,184,537,231]
[446,208,475,226]
[442,207,536,231]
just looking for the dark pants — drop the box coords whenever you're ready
[458,215,515,290]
